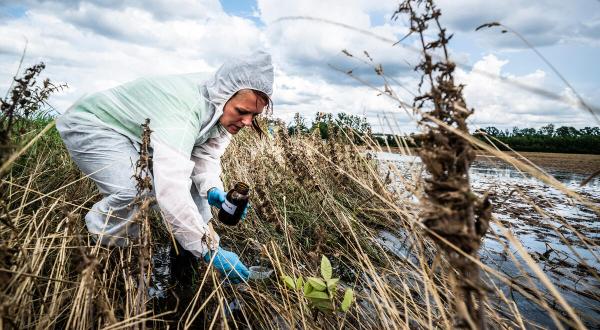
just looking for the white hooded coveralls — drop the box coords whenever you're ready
[56,52,274,258]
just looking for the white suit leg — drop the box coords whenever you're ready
[57,112,143,246]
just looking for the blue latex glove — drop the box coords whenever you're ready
[203,247,250,283]
[208,187,250,223]
[207,188,226,208]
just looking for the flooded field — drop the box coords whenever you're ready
[145,150,599,328]
[375,152,600,328]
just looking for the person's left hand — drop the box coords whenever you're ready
[203,247,249,284]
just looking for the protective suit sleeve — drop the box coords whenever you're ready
[191,130,232,222]
[152,137,219,257]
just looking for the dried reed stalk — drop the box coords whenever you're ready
[393,0,491,328]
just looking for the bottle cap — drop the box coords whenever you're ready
[234,182,250,195]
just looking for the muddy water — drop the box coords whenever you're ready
[375,152,600,329]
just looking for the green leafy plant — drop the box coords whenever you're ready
[282,255,354,312]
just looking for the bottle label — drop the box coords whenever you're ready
[222,199,237,215]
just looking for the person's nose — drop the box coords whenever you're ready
[241,115,253,127]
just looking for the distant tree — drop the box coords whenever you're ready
[334,113,370,135]
[555,126,579,137]
[386,134,398,147]
[483,126,501,137]
[511,126,522,137]
[288,112,309,135]
[373,134,387,146]
[538,124,555,136]
[474,124,600,154]
[311,112,333,139]
[291,112,373,144]
[579,126,600,136]
[329,112,373,144]
[520,128,537,136]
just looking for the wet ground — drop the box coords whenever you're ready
[148,244,210,327]
[146,151,599,328]
[375,152,600,329]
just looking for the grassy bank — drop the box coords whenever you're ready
[0,120,598,328]
[1,122,433,328]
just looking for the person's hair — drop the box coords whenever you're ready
[252,89,272,138]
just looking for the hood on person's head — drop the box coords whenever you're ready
[205,51,274,113]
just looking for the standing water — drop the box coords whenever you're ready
[374,152,600,328]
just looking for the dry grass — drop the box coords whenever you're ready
[0,121,598,329]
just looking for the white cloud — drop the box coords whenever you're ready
[0,1,264,112]
[436,0,600,48]
[0,0,597,133]
[3,0,224,21]
[456,54,595,129]
[272,68,416,133]
[257,0,415,83]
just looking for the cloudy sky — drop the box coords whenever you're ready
[1,0,599,134]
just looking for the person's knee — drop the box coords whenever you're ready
[110,187,140,205]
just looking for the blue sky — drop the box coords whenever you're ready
[219,0,262,25]
[0,0,598,134]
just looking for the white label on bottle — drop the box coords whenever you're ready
[222,199,237,215]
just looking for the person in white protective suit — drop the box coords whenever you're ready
[56,51,274,283]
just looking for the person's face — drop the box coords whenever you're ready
[219,90,267,134]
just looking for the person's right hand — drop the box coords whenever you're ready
[203,247,249,284]
[207,187,226,208]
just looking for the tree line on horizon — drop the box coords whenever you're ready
[286,112,372,145]
[284,113,599,154]
[474,124,599,154]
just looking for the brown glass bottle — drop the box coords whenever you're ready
[218,182,250,226]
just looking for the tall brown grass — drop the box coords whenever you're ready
[0,117,598,328]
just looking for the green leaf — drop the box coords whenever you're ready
[320,255,332,280]
[282,275,296,290]
[305,290,329,300]
[296,276,304,289]
[326,278,339,291]
[303,281,313,295]
[307,277,327,291]
[341,288,354,312]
